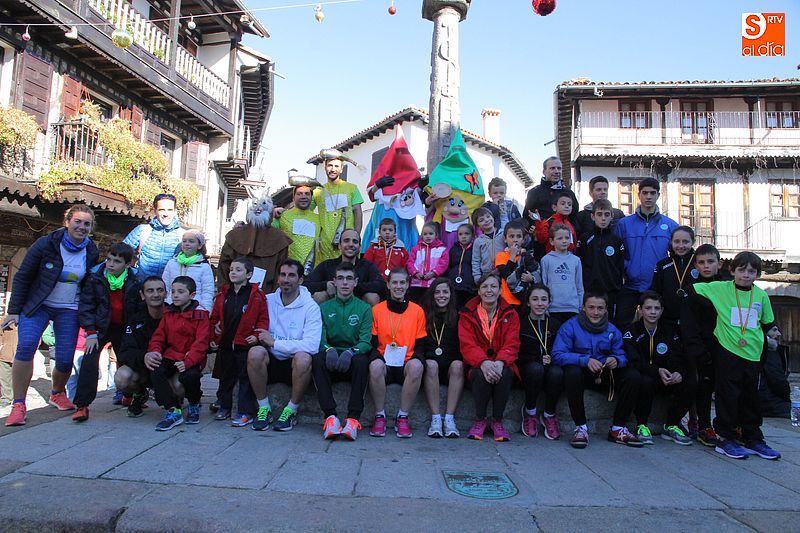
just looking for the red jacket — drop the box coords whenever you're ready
[534,213,576,253]
[458,296,520,378]
[210,283,269,349]
[147,301,210,369]
[364,239,410,282]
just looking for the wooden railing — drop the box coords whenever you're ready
[50,120,107,166]
[87,0,230,107]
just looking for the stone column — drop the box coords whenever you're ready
[422,0,471,173]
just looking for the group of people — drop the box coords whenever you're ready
[0,155,784,462]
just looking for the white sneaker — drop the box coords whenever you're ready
[323,415,342,440]
[427,417,443,438]
[444,417,460,438]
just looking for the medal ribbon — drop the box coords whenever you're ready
[672,253,695,291]
[388,311,404,345]
[527,315,549,358]
[734,285,754,339]
[647,326,658,365]
[432,321,445,351]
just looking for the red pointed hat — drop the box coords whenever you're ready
[367,125,421,195]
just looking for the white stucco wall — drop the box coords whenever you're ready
[196,32,231,81]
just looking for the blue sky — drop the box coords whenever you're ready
[243,0,799,185]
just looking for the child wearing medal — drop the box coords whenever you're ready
[447,223,476,308]
[407,222,449,302]
[692,251,781,460]
[419,278,464,438]
[650,226,697,326]
[517,285,563,439]
[363,218,409,283]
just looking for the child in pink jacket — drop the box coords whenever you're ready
[407,222,449,302]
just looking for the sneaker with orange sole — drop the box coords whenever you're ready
[72,406,89,422]
[48,392,75,411]
[5,403,26,426]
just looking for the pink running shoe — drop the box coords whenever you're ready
[395,416,413,438]
[521,407,538,437]
[370,415,387,437]
[48,392,75,411]
[540,413,561,440]
[467,419,488,440]
[5,403,26,426]
[492,420,511,442]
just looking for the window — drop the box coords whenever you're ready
[680,101,714,143]
[371,146,389,178]
[770,183,800,218]
[765,100,798,129]
[160,133,176,169]
[679,182,715,244]
[619,101,651,129]
[618,180,639,215]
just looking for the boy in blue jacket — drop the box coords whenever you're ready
[613,178,678,327]
[553,291,642,449]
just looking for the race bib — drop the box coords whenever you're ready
[730,307,758,329]
[384,344,407,367]
[324,193,349,212]
[292,218,316,238]
[251,267,267,287]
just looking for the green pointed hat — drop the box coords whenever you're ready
[428,129,484,197]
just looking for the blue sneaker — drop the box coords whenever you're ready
[745,440,781,460]
[715,439,748,459]
[231,413,253,427]
[156,407,184,431]
[186,403,201,424]
[112,391,124,405]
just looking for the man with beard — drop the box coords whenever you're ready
[313,151,364,264]
[273,176,321,271]
[218,191,292,295]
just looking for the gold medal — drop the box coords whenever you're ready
[738,338,747,347]
[390,342,398,349]
[435,347,443,356]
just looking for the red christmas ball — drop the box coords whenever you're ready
[388,5,396,15]
[532,0,556,16]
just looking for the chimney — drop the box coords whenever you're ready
[481,108,501,143]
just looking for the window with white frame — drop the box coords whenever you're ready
[770,182,800,218]
[765,101,798,129]
[619,101,651,129]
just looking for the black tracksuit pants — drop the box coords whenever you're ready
[74,327,123,408]
[562,364,640,427]
[519,361,563,414]
[216,347,256,416]
[714,346,764,443]
[151,361,203,410]
[634,366,697,426]
[312,351,369,420]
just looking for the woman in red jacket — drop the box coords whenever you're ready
[459,271,520,441]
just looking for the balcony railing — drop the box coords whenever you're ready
[87,0,230,107]
[576,111,800,147]
[50,120,108,167]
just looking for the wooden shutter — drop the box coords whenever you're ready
[181,141,209,185]
[61,75,82,120]
[119,107,132,122]
[131,105,144,141]
[17,52,53,127]
[145,121,161,146]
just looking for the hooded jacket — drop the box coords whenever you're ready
[267,286,322,360]
[9,228,100,317]
[552,315,627,368]
[622,319,686,376]
[407,238,449,288]
[458,296,520,377]
[613,207,678,292]
[162,254,215,311]
[534,212,577,254]
[576,225,625,294]
[79,265,142,338]
[210,283,269,350]
[123,217,184,278]
[363,237,409,282]
[147,300,210,369]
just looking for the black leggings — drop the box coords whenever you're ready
[519,361,563,414]
[634,366,697,426]
[471,366,513,421]
[562,364,640,427]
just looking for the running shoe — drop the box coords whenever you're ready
[209,401,220,413]
[231,413,252,427]
[491,420,511,442]
[427,417,443,438]
[341,418,361,441]
[444,418,460,438]
[186,404,201,424]
[395,415,412,438]
[467,419,487,440]
[369,415,387,437]
[715,439,748,459]
[72,406,89,422]
[698,427,719,447]
[608,427,644,448]
[214,408,232,421]
[323,415,343,439]
[273,406,297,431]
[127,394,145,418]
[662,425,692,446]
[570,427,589,449]
[252,406,273,431]
[540,414,561,440]
[48,392,75,411]
[4,403,26,426]
[521,407,538,437]
[744,440,781,460]
[112,391,124,405]
[636,424,654,445]
[156,407,184,431]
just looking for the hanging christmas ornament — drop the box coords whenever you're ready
[187,16,196,30]
[22,26,31,42]
[111,26,133,48]
[532,0,556,16]
[388,1,396,15]
[314,4,325,23]
[65,26,79,39]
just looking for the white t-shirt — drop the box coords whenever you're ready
[43,245,87,310]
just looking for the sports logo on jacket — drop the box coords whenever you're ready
[348,314,360,326]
